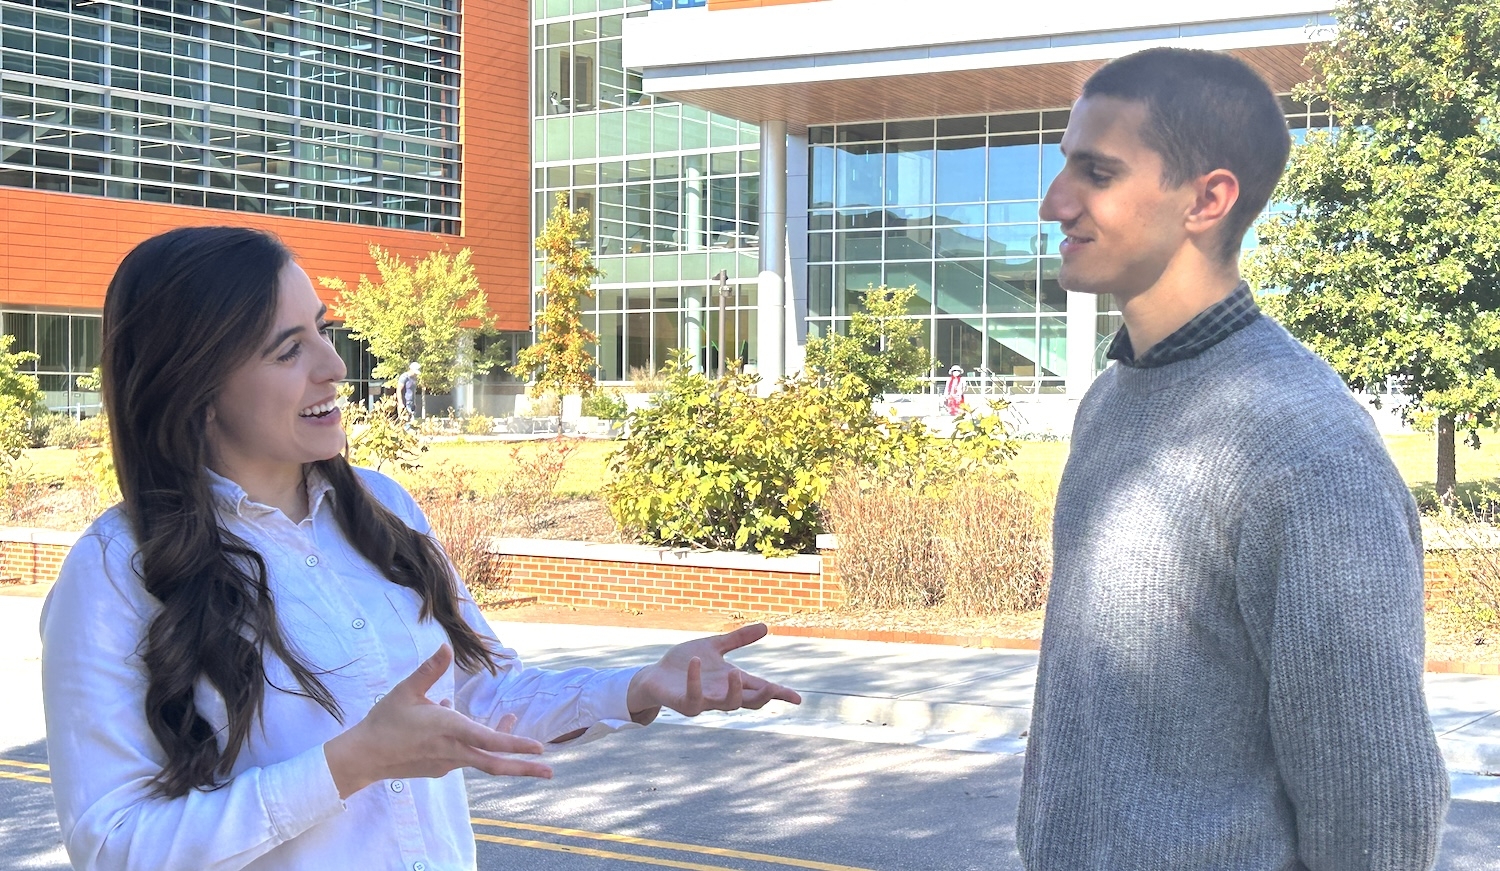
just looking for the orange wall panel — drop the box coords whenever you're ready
[0,0,534,331]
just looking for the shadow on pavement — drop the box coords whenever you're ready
[466,723,1025,871]
[0,739,68,870]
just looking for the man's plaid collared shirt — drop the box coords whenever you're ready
[1106,281,1261,369]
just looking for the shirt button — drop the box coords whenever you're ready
[413,863,426,871]
[374,693,385,703]
[305,555,318,567]
[390,780,404,793]
[351,618,366,630]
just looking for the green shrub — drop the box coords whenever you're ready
[581,388,627,420]
[604,352,1017,555]
[344,393,425,472]
[461,413,495,435]
[33,413,103,449]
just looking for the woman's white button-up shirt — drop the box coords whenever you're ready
[41,467,641,871]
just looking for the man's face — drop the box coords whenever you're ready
[1039,96,1198,300]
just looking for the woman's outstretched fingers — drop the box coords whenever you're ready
[397,643,453,699]
[713,623,769,655]
[682,656,704,715]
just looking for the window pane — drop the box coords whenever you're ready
[809,145,834,210]
[988,134,1040,202]
[598,311,623,380]
[936,226,984,260]
[626,310,651,373]
[934,318,984,374]
[935,260,983,316]
[935,137,984,204]
[70,315,101,372]
[884,140,932,207]
[987,258,1038,314]
[834,142,881,209]
[1040,316,1067,377]
[987,318,1039,377]
[36,313,67,370]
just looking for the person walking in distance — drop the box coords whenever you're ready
[1017,48,1448,871]
[396,361,420,418]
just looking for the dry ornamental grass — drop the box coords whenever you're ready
[822,473,1051,615]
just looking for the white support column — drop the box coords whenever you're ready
[452,330,475,414]
[685,294,704,374]
[784,129,810,376]
[757,119,788,391]
[1065,290,1098,398]
[685,164,706,372]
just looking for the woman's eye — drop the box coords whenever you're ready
[277,342,302,363]
[1088,171,1111,185]
[319,325,335,343]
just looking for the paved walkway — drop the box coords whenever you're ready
[486,619,1500,802]
[4,595,1497,803]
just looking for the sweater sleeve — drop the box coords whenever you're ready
[41,530,346,871]
[1234,450,1448,871]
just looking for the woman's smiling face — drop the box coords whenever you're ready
[205,260,347,492]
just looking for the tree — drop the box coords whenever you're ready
[1244,0,1500,503]
[0,336,42,475]
[512,193,601,398]
[320,246,494,409]
[803,284,932,402]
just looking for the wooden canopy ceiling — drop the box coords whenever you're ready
[647,44,1316,131]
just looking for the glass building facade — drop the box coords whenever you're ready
[804,98,1333,393]
[532,0,763,382]
[808,111,1081,394]
[1,0,461,233]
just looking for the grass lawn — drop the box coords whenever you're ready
[17,430,1500,507]
[403,438,620,497]
[18,447,84,483]
[1009,433,1500,507]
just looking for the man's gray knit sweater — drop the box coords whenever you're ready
[1016,315,1449,870]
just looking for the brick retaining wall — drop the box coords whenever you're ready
[495,539,843,615]
[0,528,79,585]
[0,527,1480,615]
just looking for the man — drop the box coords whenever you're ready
[1018,48,1448,870]
[396,361,420,417]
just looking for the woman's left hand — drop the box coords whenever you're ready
[625,623,801,719]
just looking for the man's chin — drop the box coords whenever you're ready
[1055,268,1110,296]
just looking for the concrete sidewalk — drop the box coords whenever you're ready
[488,619,1500,798]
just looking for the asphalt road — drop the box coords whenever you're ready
[5,725,1500,870]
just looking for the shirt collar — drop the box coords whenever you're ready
[1106,281,1260,370]
[205,465,336,522]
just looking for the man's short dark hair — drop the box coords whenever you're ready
[1082,48,1291,262]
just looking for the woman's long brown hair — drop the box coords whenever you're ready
[102,227,501,798]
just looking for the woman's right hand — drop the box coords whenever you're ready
[323,644,552,798]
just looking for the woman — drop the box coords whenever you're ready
[40,226,800,871]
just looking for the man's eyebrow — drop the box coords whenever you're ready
[261,305,328,355]
[1067,148,1128,171]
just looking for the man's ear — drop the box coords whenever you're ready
[1185,168,1240,244]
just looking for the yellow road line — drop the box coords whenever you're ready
[0,759,50,772]
[472,818,875,871]
[0,760,873,871]
[475,833,740,871]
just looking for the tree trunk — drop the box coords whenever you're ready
[1436,413,1457,508]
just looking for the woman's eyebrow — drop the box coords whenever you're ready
[261,305,328,355]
